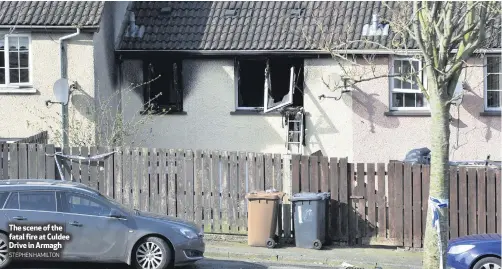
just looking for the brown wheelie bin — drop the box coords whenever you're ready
[245,190,285,248]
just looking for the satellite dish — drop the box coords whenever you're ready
[53,78,70,105]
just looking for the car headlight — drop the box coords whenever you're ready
[448,244,475,254]
[180,228,198,239]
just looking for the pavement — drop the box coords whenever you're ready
[10,239,423,269]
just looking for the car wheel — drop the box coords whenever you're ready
[133,237,172,269]
[473,257,501,269]
[0,233,11,269]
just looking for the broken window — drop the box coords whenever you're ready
[236,58,304,113]
[143,58,183,113]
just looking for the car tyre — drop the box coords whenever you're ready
[132,236,173,269]
[472,256,501,269]
[0,233,11,269]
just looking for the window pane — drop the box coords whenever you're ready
[487,91,501,108]
[392,93,404,107]
[0,69,4,84]
[0,192,9,208]
[8,37,18,51]
[416,93,425,107]
[9,69,19,83]
[19,68,29,83]
[66,193,111,216]
[404,93,416,107]
[19,52,28,67]
[9,51,18,68]
[487,56,501,74]
[18,37,28,51]
[4,192,19,209]
[20,191,57,212]
[393,77,402,89]
[487,74,500,91]
[0,51,4,68]
[0,39,4,50]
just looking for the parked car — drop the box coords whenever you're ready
[447,233,501,269]
[0,179,205,269]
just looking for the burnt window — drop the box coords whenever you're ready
[143,58,183,113]
[236,58,304,113]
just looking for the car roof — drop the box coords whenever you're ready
[0,179,99,195]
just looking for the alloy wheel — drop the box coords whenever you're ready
[480,263,501,269]
[0,237,8,266]
[135,241,164,269]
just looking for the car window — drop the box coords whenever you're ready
[19,191,57,212]
[4,192,19,209]
[0,192,8,208]
[64,192,111,217]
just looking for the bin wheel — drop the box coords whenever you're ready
[266,238,276,249]
[313,239,322,250]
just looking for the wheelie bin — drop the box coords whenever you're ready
[291,192,330,250]
[246,190,285,248]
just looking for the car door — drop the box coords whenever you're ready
[59,191,130,262]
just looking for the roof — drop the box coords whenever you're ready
[118,1,501,52]
[0,1,105,29]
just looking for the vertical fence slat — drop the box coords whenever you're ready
[205,150,214,232]
[45,144,55,179]
[9,143,18,179]
[185,149,194,221]
[114,147,123,203]
[264,153,273,190]
[339,158,349,242]
[105,147,114,198]
[79,147,89,186]
[150,148,159,214]
[158,149,167,215]
[167,149,176,217]
[256,153,264,191]
[366,163,376,238]
[449,166,459,239]
[349,163,357,244]
[395,162,404,246]
[97,147,105,194]
[247,152,256,192]
[229,152,238,233]
[388,162,396,239]
[282,155,292,241]
[422,165,430,243]
[27,144,37,178]
[122,147,131,208]
[61,146,71,181]
[18,144,27,179]
[89,147,99,190]
[310,156,319,193]
[403,163,412,248]
[377,163,386,238]
[70,147,81,183]
[467,168,477,235]
[194,150,203,227]
[329,157,339,240]
[238,152,247,233]
[412,164,422,248]
[476,168,486,235]
[176,149,186,219]
[496,169,501,234]
[300,155,309,192]
[320,157,329,193]
[458,166,468,237]
[221,151,230,233]
[356,163,366,240]
[36,144,46,179]
[131,148,140,210]
[211,151,221,233]
[292,154,300,194]
[140,148,149,212]
[486,168,496,233]
[273,154,282,192]
[1,143,7,179]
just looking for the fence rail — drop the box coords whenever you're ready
[0,143,499,248]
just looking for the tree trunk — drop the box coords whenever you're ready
[423,91,451,269]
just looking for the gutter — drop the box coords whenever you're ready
[59,28,81,148]
[0,25,99,30]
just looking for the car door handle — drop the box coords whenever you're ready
[69,221,83,227]
[13,216,27,221]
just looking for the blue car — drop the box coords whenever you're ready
[447,233,501,269]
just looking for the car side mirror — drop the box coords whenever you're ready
[109,208,126,220]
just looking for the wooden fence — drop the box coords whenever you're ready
[0,143,499,248]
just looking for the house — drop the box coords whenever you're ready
[115,1,501,163]
[0,1,129,146]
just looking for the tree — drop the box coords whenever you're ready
[312,2,500,268]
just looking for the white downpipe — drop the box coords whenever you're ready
[58,28,81,43]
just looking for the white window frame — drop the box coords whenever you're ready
[389,56,429,111]
[0,33,33,89]
[484,54,502,111]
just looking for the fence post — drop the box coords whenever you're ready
[282,154,293,242]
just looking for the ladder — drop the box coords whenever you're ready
[285,108,304,154]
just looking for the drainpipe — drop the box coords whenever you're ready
[59,28,80,148]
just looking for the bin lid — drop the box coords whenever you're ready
[291,192,331,201]
[246,190,285,200]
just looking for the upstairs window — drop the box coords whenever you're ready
[485,55,501,111]
[236,58,304,113]
[0,35,31,87]
[143,58,183,113]
[390,57,428,110]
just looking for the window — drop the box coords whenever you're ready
[0,35,31,86]
[63,192,111,217]
[390,57,428,110]
[144,58,183,113]
[18,191,57,212]
[0,192,9,208]
[485,55,501,111]
[4,192,19,209]
[236,58,304,113]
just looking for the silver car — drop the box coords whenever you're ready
[0,179,205,269]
